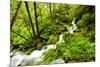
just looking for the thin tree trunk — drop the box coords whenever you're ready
[49,3,52,17]
[33,2,40,38]
[40,8,42,23]
[25,1,36,38]
[53,3,55,16]
[23,17,33,39]
[10,1,22,30]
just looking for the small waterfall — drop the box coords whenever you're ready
[56,34,64,44]
[11,45,57,66]
[11,51,27,67]
[42,44,56,51]
[19,50,46,66]
[11,34,64,67]
[69,17,77,34]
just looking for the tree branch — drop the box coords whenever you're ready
[11,30,28,41]
[10,1,22,30]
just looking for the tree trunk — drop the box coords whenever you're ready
[25,1,36,38]
[49,3,52,17]
[34,2,40,38]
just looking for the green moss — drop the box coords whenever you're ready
[25,48,33,55]
[42,49,57,64]
[47,35,58,44]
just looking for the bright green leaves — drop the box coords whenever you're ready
[43,33,95,63]
[11,1,95,64]
[42,49,57,64]
[59,33,95,62]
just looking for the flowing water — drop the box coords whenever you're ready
[69,17,77,34]
[11,34,66,67]
[11,44,57,67]
[11,17,78,67]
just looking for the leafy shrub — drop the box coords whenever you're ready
[42,33,95,64]
[42,49,57,64]
[61,33,95,62]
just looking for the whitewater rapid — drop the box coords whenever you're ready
[11,34,65,67]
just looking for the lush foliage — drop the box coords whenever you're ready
[11,0,95,65]
[60,33,95,62]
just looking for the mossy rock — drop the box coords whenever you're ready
[36,42,43,50]
[47,35,58,44]
[25,48,33,55]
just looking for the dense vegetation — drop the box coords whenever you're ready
[10,0,95,65]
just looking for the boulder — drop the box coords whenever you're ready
[50,59,65,64]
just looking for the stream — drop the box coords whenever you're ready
[11,18,77,67]
[11,34,64,67]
